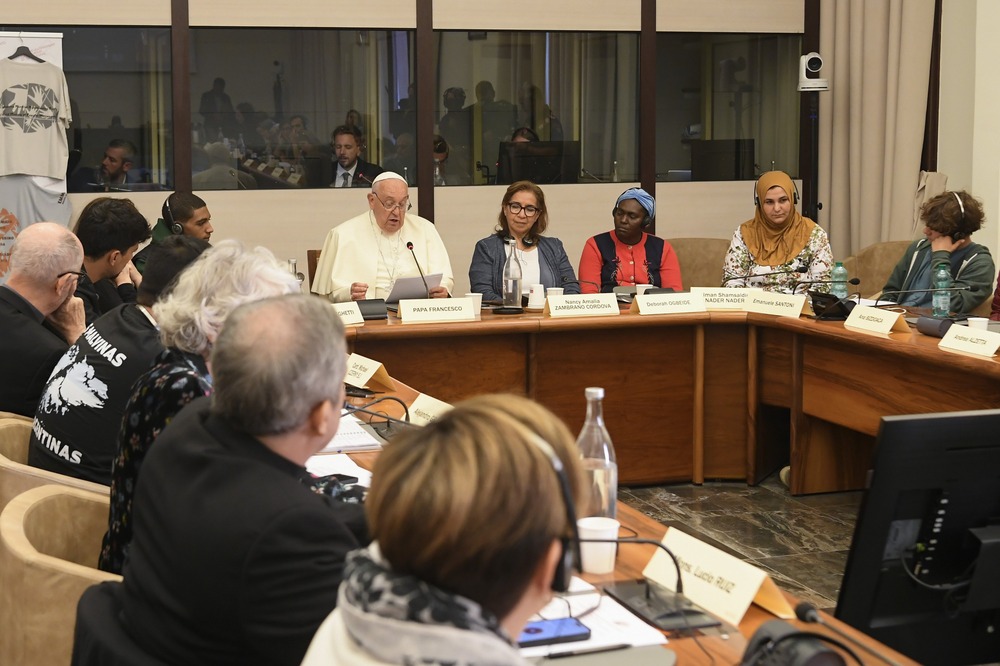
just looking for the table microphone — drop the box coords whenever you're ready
[227,169,247,190]
[721,265,808,287]
[795,602,903,666]
[406,241,430,298]
[793,277,860,293]
[355,171,374,187]
[874,285,978,309]
[562,277,601,291]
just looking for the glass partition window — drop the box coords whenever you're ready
[434,31,639,186]
[190,28,413,191]
[1,26,173,192]
[656,33,801,182]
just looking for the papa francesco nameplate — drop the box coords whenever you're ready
[629,292,707,315]
[544,293,620,318]
[398,298,477,323]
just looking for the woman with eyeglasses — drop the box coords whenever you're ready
[469,180,580,302]
[578,187,683,294]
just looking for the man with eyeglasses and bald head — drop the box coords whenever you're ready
[312,171,454,302]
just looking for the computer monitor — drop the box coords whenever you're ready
[835,409,1000,666]
[690,139,755,181]
[495,141,580,185]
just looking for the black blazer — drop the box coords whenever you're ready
[0,287,69,417]
[120,398,368,666]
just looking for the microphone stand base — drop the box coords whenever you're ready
[603,580,722,633]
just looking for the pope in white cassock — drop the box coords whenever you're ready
[311,171,454,302]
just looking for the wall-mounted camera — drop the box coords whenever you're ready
[797,52,829,92]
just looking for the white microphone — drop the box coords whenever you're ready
[406,241,430,298]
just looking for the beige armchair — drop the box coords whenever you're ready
[0,485,120,666]
[666,238,732,290]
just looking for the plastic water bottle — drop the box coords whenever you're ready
[932,262,951,317]
[610,160,620,183]
[576,387,618,519]
[502,238,522,307]
[830,261,849,299]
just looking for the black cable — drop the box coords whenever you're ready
[745,630,862,666]
[344,395,411,424]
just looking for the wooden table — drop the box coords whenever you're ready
[342,307,1000,494]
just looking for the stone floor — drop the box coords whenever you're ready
[619,472,864,613]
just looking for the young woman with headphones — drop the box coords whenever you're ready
[721,170,833,293]
[577,187,683,293]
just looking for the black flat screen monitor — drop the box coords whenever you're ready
[690,139,755,181]
[835,409,1000,666]
[495,141,580,185]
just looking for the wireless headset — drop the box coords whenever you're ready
[951,191,967,241]
[753,176,800,207]
[526,434,580,593]
[164,195,183,235]
[612,188,652,229]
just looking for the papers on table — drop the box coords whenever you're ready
[386,273,442,303]
[305,453,373,487]
[319,414,382,454]
[519,577,667,659]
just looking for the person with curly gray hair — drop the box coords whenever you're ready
[99,239,300,574]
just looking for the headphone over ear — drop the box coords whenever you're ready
[951,191,968,241]
[613,188,652,229]
[164,196,183,235]
[753,176,800,207]
[526,435,579,593]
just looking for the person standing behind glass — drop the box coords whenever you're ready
[722,170,833,293]
[469,181,579,302]
[578,187,682,293]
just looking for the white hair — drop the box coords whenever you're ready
[8,223,82,283]
[153,240,299,355]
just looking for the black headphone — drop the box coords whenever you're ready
[164,196,183,235]
[613,188,652,229]
[502,234,534,246]
[526,435,580,593]
[951,191,968,241]
[753,176,800,207]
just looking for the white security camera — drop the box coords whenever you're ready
[798,52,829,92]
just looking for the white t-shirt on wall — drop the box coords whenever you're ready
[0,59,72,180]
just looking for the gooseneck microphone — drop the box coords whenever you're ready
[795,602,902,666]
[354,171,374,187]
[227,169,247,190]
[343,395,412,426]
[561,277,602,291]
[722,265,808,287]
[406,241,430,298]
[874,284,979,309]
[793,277,861,293]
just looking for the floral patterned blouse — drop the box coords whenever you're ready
[722,224,834,293]
[99,347,212,574]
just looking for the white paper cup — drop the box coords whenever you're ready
[528,283,546,308]
[968,316,989,330]
[464,293,484,309]
[636,284,654,296]
[576,517,619,574]
[546,287,564,298]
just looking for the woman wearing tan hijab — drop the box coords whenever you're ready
[721,171,833,293]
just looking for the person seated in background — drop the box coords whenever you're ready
[99,240,301,574]
[469,180,579,301]
[0,223,85,417]
[882,190,994,315]
[68,139,138,193]
[578,187,683,294]
[330,124,383,187]
[192,141,257,190]
[312,172,454,302]
[133,192,214,274]
[301,394,585,665]
[74,197,151,323]
[383,132,415,184]
[722,170,833,293]
[28,236,209,485]
[511,126,539,143]
[117,294,366,666]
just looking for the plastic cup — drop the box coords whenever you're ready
[576,517,619,574]
[968,317,989,330]
[546,287,564,298]
[465,293,484,309]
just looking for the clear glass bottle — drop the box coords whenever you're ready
[830,261,849,299]
[576,387,618,519]
[932,262,951,317]
[610,160,620,183]
[502,238,522,307]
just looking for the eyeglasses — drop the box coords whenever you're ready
[372,191,412,213]
[57,270,86,281]
[507,202,540,217]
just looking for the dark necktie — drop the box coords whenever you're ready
[341,172,350,188]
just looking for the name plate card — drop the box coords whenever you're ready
[690,287,762,311]
[399,298,477,324]
[844,305,910,335]
[643,528,794,627]
[544,293,620,318]
[939,325,1000,358]
[331,302,364,327]
[629,292,707,315]
[743,291,809,319]
[408,393,453,426]
[344,353,395,392]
